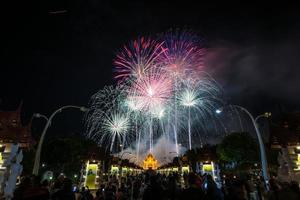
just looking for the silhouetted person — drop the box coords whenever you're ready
[13,175,49,200]
[205,174,224,200]
[180,173,204,200]
[166,175,180,200]
[94,189,104,200]
[227,180,247,200]
[143,175,164,200]
[104,183,117,200]
[290,181,300,198]
[52,178,75,200]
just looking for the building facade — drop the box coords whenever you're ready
[0,104,34,195]
[0,104,34,175]
[269,112,300,182]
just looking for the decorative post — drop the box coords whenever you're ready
[0,144,23,200]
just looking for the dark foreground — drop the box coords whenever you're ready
[12,172,300,200]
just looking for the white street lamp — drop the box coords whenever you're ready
[33,113,49,121]
[32,105,88,175]
[216,105,271,189]
[215,109,222,114]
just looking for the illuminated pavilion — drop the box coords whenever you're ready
[143,153,158,170]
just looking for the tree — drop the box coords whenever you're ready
[185,149,198,170]
[41,134,108,178]
[217,132,259,166]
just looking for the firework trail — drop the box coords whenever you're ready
[178,74,223,149]
[85,85,134,152]
[102,111,130,152]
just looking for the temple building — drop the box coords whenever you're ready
[0,104,34,148]
[0,104,34,171]
[269,112,300,182]
[143,154,158,170]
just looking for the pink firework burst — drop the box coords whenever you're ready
[160,30,206,79]
[114,37,166,81]
[128,68,172,116]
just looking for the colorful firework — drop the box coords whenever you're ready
[179,88,199,107]
[102,112,130,152]
[103,113,130,135]
[114,37,166,81]
[128,68,172,117]
[160,30,206,79]
[85,30,224,161]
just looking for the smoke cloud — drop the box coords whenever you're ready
[117,135,186,166]
[205,37,300,111]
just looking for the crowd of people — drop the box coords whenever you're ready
[11,171,300,200]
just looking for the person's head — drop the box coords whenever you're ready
[57,174,65,182]
[53,179,62,190]
[30,175,41,186]
[111,184,117,192]
[62,178,73,191]
[96,190,101,197]
[19,176,31,188]
[81,186,86,192]
[290,181,300,192]
[269,178,280,191]
[232,180,247,200]
[206,174,213,182]
[150,175,157,185]
[280,182,290,189]
[246,174,252,180]
[169,176,176,184]
[41,179,49,187]
[187,172,197,186]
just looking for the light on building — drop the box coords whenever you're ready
[264,112,272,117]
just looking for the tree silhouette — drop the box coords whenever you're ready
[217,132,259,166]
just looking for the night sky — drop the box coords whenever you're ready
[1,1,300,136]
